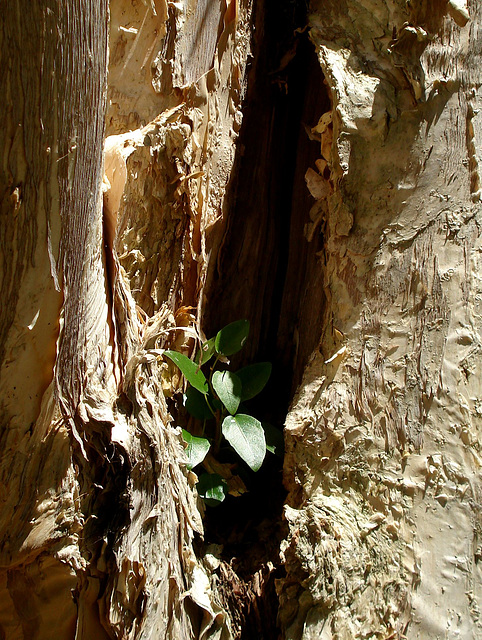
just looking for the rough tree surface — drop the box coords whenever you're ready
[0,0,481,639]
[1,0,252,637]
[279,0,482,638]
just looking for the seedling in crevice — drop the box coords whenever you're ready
[164,320,282,506]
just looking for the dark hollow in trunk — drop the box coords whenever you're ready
[200,0,330,637]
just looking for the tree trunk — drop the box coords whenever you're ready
[278,1,482,638]
[1,0,481,639]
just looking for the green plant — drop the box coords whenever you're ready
[164,320,279,506]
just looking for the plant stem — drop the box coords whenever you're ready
[204,394,216,418]
[209,355,220,385]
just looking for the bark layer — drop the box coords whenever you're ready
[2,0,482,638]
[1,0,255,638]
[1,3,108,637]
[279,1,482,638]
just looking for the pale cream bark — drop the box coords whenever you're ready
[1,0,481,639]
[279,1,482,638]
[1,0,252,638]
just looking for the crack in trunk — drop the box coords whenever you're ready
[199,0,330,636]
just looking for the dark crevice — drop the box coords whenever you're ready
[203,1,329,418]
[70,416,133,632]
[199,0,330,638]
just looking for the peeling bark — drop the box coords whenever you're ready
[1,0,253,638]
[279,1,482,638]
[1,2,109,636]
[1,0,482,638]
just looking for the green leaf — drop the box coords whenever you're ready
[237,362,272,401]
[262,422,284,458]
[212,370,242,415]
[183,387,214,420]
[222,414,266,471]
[197,337,216,365]
[196,473,227,507]
[164,350,208,394]
[182,430,211,469]
[215,320,250,356]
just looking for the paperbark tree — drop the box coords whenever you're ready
[1,0,481,639]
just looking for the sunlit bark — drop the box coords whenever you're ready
[1,0,482,638]
[279,1,482,638]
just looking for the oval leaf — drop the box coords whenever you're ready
[196,473,227,507]
[197,337,216,366]
[184,387,214,420]
[222,414,266,471]
[182,430,210,469]
[215,320,250,356]
[164,350,208,394]
[212,370,242,415]
[237,362,272,401]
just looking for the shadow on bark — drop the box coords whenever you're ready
[199,0,330,637]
